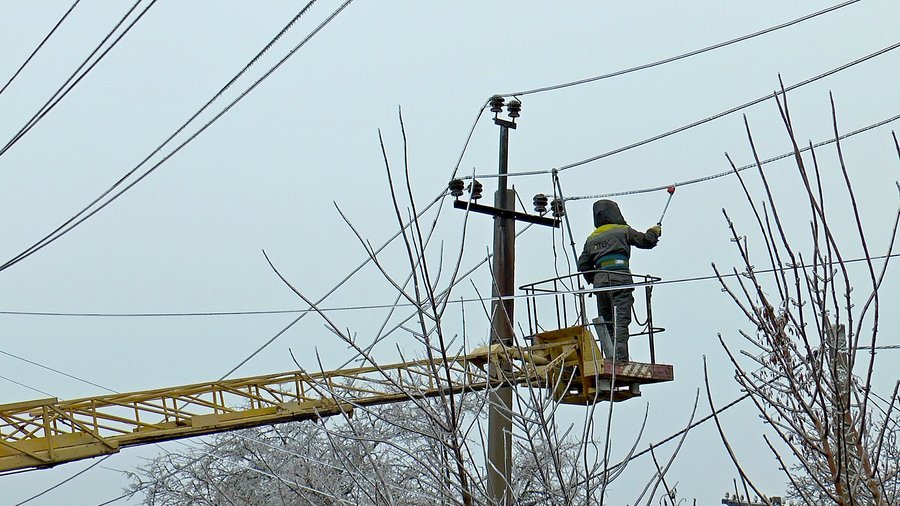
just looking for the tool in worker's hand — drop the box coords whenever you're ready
[657,185,676,226]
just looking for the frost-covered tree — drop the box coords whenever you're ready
[127,398,603,505]
[713,93,899,505]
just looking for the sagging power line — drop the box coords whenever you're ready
[0,253,900,318]
[495,0,864,98]
[465,40,900,181]
[0,0,156,159]
[0,0,351,275]
[0,0,82,97]
[565,110,900,201]
[2,253,894,319]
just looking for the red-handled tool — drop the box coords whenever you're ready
[657,185,676,226]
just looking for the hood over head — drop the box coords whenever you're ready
[593,199,626,227]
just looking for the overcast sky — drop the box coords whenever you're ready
[1,1,898,504]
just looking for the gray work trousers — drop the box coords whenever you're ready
[593,270,634,360]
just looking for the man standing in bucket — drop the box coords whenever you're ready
[577,200,661,362]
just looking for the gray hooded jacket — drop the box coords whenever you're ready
[576,200,659,282]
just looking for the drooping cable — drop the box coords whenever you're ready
[566,110,900,200]
[0,349,114,393]
[2,252,894,319]
[0,0,82,97]
[0,0,155,158]
[0,374,54,397]
[448,101,489,180]
[0,0,351,274]
[11,456,112,506]
[496,0,864,98]
[466,40,900,181]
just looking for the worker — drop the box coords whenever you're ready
[577,200,661,361]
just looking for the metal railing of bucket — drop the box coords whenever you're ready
[519,271,665,364]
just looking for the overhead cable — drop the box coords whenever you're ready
[496,0,864,98]
[3,253,894,319]
[11,456,112,506]
[566,110,900,200]
[451,1,864,192]
[0,0,316,268]
[0,0,82,97]
[0,0,351,274]
[0,374,54,397]
[466,40,900,181]
[0,0,155,158]
[0,348,114,393]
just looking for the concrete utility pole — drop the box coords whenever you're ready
[486,96,518,506]
[450,96,557,505]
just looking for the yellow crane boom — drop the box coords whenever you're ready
[0,325,672,472]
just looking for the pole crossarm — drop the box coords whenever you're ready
[452,200,560,227]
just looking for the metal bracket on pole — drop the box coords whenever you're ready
[494,118,517,129]
[453,200,559,227]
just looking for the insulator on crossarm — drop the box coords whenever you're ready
[448,179,465,198]
[550,199,565,217]
[507,99,521,119]
[489,95,505,114]
[533,193,548,214]
[469,179,483,200]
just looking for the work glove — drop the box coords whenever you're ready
[649,225,662,237]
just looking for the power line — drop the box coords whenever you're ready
[496,0,864,98]
[0,0,82,97]
[0,0,317,269]
[451,0,864,196]
[0,0,350,275]
[3,253,895,319]
[619,389,753,467]
[12,455,112,506]
[0,0,155,158]
[0,349,115,393]
[551,39,900,172]
[466,39,900,181]
[565,110,900,200]
[0,374,54,397]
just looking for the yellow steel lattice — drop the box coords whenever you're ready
[0,326,672,472]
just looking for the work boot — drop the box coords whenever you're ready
[613,325,630,362]
[614,341,629,362]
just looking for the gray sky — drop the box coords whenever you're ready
[1,1,898,504]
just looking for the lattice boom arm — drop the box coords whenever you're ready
[0,344,567,472]
[0,327,673,472]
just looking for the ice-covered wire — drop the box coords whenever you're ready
[466,40,900,181]
[495,0,864,98]
[0,0,339,274]
[566,110,900,201]
[0,0,154,158]
[3,253,895,318]
[0,0,82,97]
